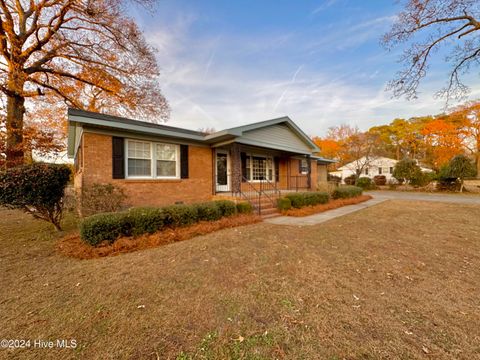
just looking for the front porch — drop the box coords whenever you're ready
[214,143,317,195]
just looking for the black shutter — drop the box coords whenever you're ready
[112,137,125,179]
[180,144,189,179]
[274,156,280,183]
[241,152,247,182]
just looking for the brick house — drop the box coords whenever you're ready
[67,109,334,214]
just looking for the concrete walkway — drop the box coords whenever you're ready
[264,190,480,226]
[365,190,480,205]
[264,197,388,226]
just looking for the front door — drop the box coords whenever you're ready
[216,150,230,192]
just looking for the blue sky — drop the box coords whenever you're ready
[130,0,480,136]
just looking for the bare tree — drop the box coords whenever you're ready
[383,0,480,101]
[0,0,169,167]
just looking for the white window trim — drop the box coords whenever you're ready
[125,139,180,180]
[245,153,275,182]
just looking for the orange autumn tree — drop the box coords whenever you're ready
[421,117,463,168]
[0,0,169,167]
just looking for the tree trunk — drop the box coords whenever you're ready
[5,92,26,168]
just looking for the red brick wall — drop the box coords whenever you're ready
[79,132,213,207]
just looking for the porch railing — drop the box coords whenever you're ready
[233,176,261,214]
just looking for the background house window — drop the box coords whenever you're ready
[378,167,382,174]
[127,140,178,178]
[389,167,393,174]
[364,168,369,175]
[127,140,151,177]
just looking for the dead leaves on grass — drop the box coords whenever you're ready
[282,195,372,217]
[57,214,261,260]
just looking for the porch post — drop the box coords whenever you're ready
[306,154,312,189]
[231,143,241,193]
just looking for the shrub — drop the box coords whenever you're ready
[438,155,476,191]
[356,177,374,190]
[236,202,253,214]
[331,186,363,199]
[393,158,421,184]
[277,197,292,211]
[344,174,356,185]
[284,192,329,209]
[0,163,71,230]
[162,204,198,227]
[80,212,128,246]
[410,171,434,187]
[285,193,305,208]
[373,175,386,186]
[79,200,241,245]
[194,202,222,221]
[215,200,237,217]
[126,207,165,236]
[81,183,127,216]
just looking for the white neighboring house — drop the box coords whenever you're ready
[334,156,433,184]
[336,156,397,183]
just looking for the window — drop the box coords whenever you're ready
[245,154,274,181]
[156,143,177,177]
[126,140,179,178]
[127,140,151,177]
[300,159,308,174]
[389,167,393,174]
[378,167,382,175]
[365,167,369,175]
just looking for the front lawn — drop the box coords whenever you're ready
[1,200,479,359]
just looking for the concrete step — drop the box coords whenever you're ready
[261,212,281,219]
[260,207,279,216]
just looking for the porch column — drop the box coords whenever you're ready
[306,154,312,189]
[231,143,242,193]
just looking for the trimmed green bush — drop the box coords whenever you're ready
[162,204,198,227]
[331,186,363,199]
[0,163,71,230]
[80,212,128,246]
[236,202,253,214]
[277,197,292,211]
[126,207,164,236]
[285,193,305,208]
[283,191,329,209]
[215,200,237,217]
[195,202,222,221]
[79,200,242,246]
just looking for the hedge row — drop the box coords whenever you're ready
[331,186,363,199]
[80,200,252,246]
[277,191,329,211]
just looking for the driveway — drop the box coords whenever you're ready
[366,190,480,205]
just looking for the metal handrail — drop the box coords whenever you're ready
[259,177,280,206]
[234,176,262,215]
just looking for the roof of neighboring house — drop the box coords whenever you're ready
[67,108,320,157]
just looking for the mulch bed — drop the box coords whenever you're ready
[282,195,372,217]
[57,214,261,260]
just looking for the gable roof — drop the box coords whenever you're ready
[67,109,319,157]
[204,116,319,152]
